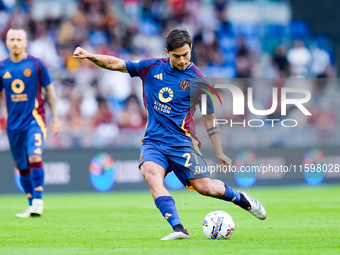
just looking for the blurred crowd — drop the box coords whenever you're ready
[0,0,339,150]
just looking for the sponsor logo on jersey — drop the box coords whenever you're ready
[10,79,28,102]
[159,87,173,103]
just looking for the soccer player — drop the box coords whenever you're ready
[73,28,266,240]
[0,27,61,218]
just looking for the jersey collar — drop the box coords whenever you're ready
[168,61,194,71]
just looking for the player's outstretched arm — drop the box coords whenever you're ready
[45,83,61,136]
[72,47,128,72]
[203,113,231,166]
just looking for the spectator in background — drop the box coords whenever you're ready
[65,92,83,133]
[91,96,119,147]
[191,29,206,67]
[272,45,289,77]
[287,40,311,77]
[91,96,114,129]
[0,40,8,60]
[309,98,337,145]
[214,0,228,19]
[310,44,330,77]
[168,0,187,22]
[236,36,252,78]
[205,32,225,67]
[28,22,62,70]
[119,94,147,130]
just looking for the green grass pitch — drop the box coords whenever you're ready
[0,185,339,255]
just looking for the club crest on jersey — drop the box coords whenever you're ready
[180,80,190,90]
[159,87,173,103]
[24,68,32,77]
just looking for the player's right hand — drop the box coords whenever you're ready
[73,47,88,59]
[50,117,61,137]
[217,153,232,167]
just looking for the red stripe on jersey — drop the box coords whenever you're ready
[137,58,169,78]
[138,61,162,109]
[139,62,158,109]
[137,63,159,77]
[189,103,202,148]
[192,66,222,105]
[137,61,159,78]
[30,60,46,125]
[158,58,170,63]
[141,78,147,109]
[137,58,170,108]
[182,108,191,136]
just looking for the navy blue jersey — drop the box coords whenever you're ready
[125,58,213,148]
[0,56,52,134]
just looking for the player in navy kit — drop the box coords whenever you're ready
[0,27,61,217]
[73,28,266,240]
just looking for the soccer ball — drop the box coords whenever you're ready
[202,210,235,240]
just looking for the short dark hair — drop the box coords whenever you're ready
[7,26,27,36]
[165,28,192,52]
[9,26,25,31]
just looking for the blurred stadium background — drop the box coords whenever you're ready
[0,0,340,193]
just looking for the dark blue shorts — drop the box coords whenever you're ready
[139,141,210,189]
[7,122,45,170]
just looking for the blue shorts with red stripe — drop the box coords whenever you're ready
[139,140,210,188]
[7,121,45,170]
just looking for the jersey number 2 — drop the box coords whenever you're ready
[183,153,199,167]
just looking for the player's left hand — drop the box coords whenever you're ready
[217,154,232,167]
[50,118,61,136]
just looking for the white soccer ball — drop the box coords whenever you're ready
[202,210,235,240]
